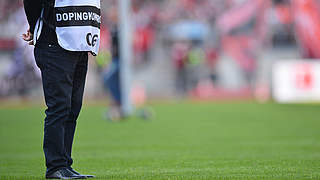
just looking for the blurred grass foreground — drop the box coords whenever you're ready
[0,101,320,179]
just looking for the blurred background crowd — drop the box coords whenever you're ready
[0,0,319,103]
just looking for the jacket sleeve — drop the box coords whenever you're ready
[23,0,42,34]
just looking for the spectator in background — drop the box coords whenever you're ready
[171,40,191,96]
[292,0,320,59]
[271,0,320,59]
[101,8,124,121]
[98,1,153,121]
[132,1,156,66]
[216,0,270,88]
[0,0,21,38]
[0,0,20,21]
[0,2,41,97]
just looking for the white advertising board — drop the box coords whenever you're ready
[272,60,320,103]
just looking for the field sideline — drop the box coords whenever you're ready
[0,101,319,179]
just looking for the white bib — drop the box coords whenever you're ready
[54,0,101,55]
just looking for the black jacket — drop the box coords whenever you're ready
[23,0,58,45]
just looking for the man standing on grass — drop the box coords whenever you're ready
[22,0,100,179]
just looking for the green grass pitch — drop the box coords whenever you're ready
[0,101,320,179]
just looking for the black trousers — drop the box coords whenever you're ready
[34,43,88,174]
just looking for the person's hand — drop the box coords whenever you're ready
[22,29,34,45]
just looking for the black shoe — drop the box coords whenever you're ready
[68,167,95,178]
[45,167,87,179]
